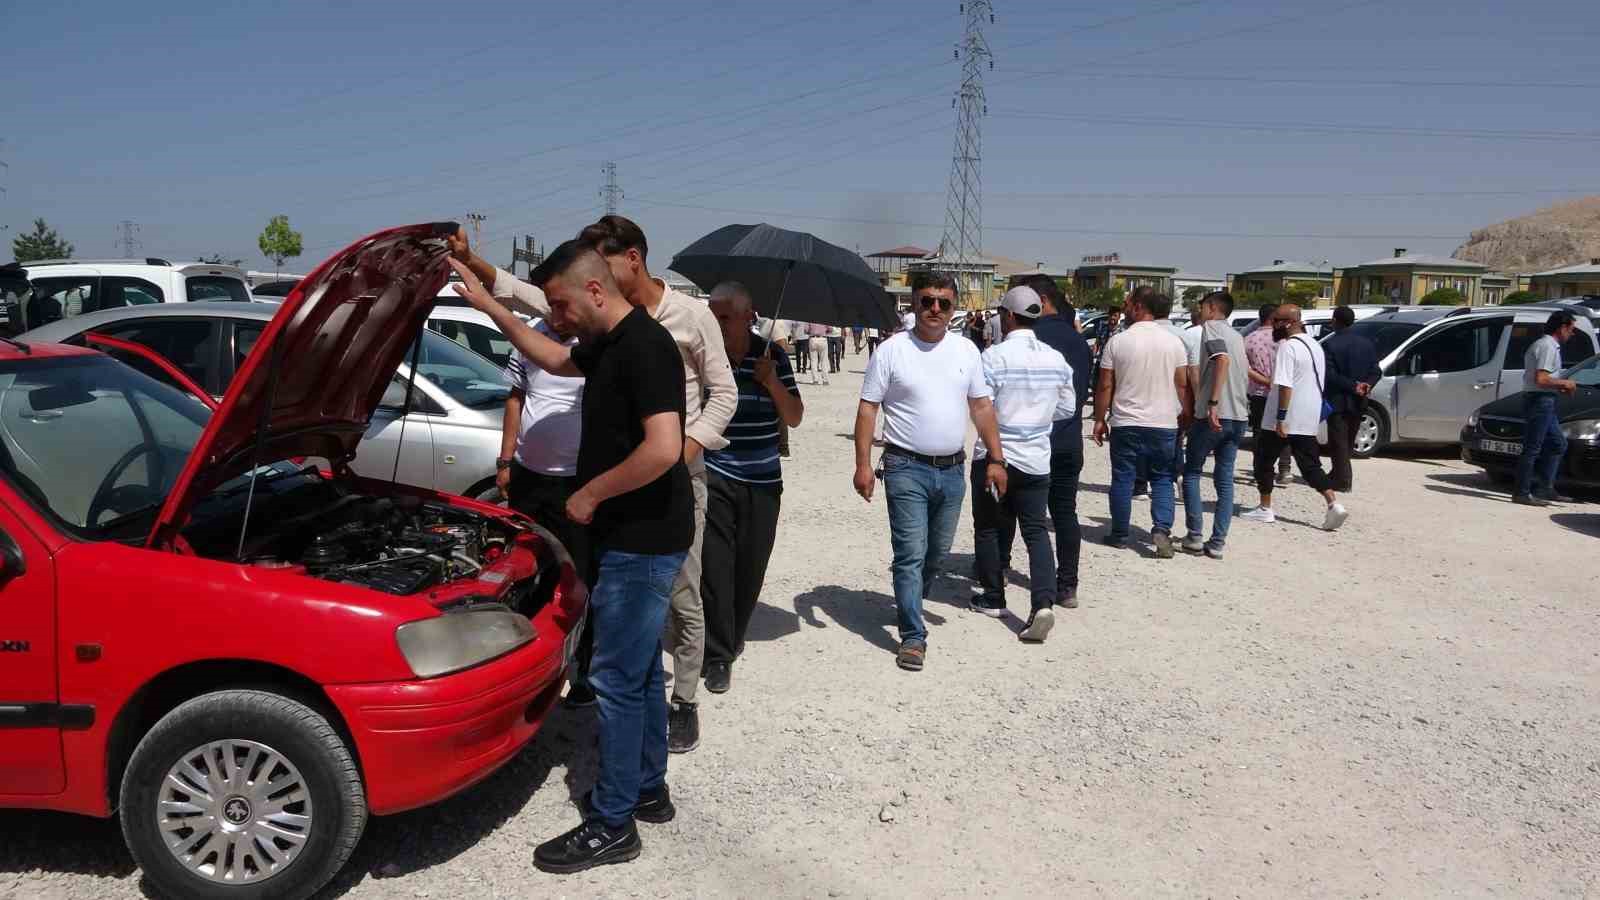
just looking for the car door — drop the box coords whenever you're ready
[92,318,225,397]
[351,374,438,489]
[0,501,64,794]
[1392,316,1509,442]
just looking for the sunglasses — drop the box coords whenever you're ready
[918,295,954,312]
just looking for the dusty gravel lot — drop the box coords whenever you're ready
[4,357,1599,899]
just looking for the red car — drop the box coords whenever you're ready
[0,223,586,899]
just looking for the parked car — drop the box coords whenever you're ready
[9,258,253,332]
[1345,308,1599,457]
[249,278,300,299]
[0,222,584,899]
[22,302,512,503]
[427,303,519,369]
[1460,352,1600,490]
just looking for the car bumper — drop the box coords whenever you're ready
[325,633,566,815]
[1460,429,1600,490]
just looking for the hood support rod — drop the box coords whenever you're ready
[234,335,284,561]
[390,329,425,487]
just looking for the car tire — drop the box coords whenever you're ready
[119,689,366,900]
[1352,407,1388,459]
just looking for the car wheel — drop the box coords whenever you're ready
[1353,408,1387,459]
[119,690,366,900]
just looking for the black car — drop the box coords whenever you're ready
[1460,352,1600,490]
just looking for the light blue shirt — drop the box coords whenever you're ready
[974,329,1076,476]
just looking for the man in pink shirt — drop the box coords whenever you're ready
[1243,303,1291,486]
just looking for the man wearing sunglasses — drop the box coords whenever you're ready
[853,272,1006,672]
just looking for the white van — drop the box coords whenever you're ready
[15,258,253,331]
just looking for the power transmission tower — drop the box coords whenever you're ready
[600,162,623,216]
[940,1,994,308]
[115,220,142,257]
[465,212,487,246]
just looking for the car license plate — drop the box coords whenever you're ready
[1481,439,1522,455]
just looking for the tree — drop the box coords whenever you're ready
[257,215,303,275]
[198,253,244,267]
[1502,290,1541,305]
[1283,280,1324,306]
[11,218,74,263]
[1077,286,1125,310]
[1181,284,1209,305]
[1419,287,1466,306]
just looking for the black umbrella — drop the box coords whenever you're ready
[669,223,897,333]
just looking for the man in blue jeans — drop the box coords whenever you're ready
[1514,310,1579,506]
[1091,288,1192,557]
[450,241,694,874]
[854,271,1005,672]
[1180,291,1251,559]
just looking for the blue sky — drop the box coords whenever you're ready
[6,0,1599,276]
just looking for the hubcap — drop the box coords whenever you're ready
[1355,413,1380,455]
[156,739,312,885]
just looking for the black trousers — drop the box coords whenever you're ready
[1248,395,1293,477]
[507,464,595,678]
[1325,411,1358,492]
[794,339,811,372]
[971,461,1055,612]
[701,470,783,666]
[1048,429,1084,592]
[1253,430,1332,494]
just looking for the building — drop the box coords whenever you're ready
[1528,258,1600,300]
[1173,273,1226,302]
[864,245,933,307]
[1334,249,1489,305]
[1071,254,1176,297]
[1480,272,1517,305]
[1228,260,1335,306]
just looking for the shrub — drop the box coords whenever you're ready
[1419,287,1466,306]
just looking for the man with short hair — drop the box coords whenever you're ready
[1321,305,1382,493]
[968,286,1075,642]
[700,282,804,692]
[853,271,1006,672]
[1179,291,1250,558]
[1245,302,1293,486]
[449,242,692,874]
[1025,275,1093,608]
[1093,289,1191,557]
[1240,304,1349,530]
[1513,310,1580,506]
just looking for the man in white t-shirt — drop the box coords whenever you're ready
[1240,304,1349,530]
[853,272,1006,673]
[1091,287,1191,557]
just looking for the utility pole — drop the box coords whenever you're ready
[940,0,994,309]
[465,212,487,247]
[115,219,142,257]
[600,162,623,216]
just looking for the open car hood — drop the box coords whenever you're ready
[149,222,458,547]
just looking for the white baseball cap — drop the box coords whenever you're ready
[994,285,1044,319]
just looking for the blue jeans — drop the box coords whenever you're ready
[587,548,686,828]
[971,461,1055,612]
[1514,393,1567,497]
[1109,426,1178,542]
[883,453,966,645]
[1183,419,1247,549]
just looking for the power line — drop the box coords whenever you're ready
[990,110,1600,143]
[685,183,1600,201]
[1004,68,1600,91]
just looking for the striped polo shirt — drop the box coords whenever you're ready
[704,334,800,486]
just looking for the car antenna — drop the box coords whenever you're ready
[390,330,426,486]
[234,336,284,561]
[0,335,30,354]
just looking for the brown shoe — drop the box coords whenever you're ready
[896,641,926,671]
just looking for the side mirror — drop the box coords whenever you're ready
[0,530,26,579]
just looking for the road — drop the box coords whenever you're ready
[3,357,1598,898]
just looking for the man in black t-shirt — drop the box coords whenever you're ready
[449,242,693,874]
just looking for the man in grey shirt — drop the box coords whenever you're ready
[1180,291,1251,558]
[1513,310,1579,506]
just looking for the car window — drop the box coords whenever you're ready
[1560,330,1595,366]
[27,276,97,327]
[1563,354,1600,386]
[233,323,264,376]
[184,276,250,303]
[1349,320,1423,363]
[414,330,509,409]
[96,319,220,394]
[1406,319,1506,373]
[251,281,297,298]
[100,276,165,308]
[1507,324,1596,368]
[431,319,513,368]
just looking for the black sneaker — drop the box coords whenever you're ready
[1513,494,1551,507]
[704,661,732,694]
[1536,489,1574,504]
[533,820,640,874]
[667,701,699,754]
[1056,588,1078,609]
[581,784,676,825]
[969,595,1006,618]
[1102,535,1128,549]
[563,681,596,709]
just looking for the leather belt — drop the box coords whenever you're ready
[884,444,966,468]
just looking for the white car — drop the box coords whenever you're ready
[15,258,253,331]
[427,303,521,369]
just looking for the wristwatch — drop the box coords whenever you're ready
[495,457,514,471]
[1208,399,1220,406]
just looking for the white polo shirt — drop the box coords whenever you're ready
[861,329,991,457]
[1100,320,1188,429]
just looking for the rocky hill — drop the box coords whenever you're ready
[1453,196,1600,273]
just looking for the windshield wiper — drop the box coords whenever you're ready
[0,335,30,354]
[93,502,164,534]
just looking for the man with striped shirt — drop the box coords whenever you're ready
[700,282,805,694]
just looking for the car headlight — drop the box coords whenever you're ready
[1465,411,1480,429]
[395,605,535,678]
[1561,418,1600,442]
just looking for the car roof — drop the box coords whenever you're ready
[0,340,102,363]
[1358,308,1456,325]
[21,260,248,278]
[18,301,274,344]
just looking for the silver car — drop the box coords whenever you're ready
[21,302,510,500]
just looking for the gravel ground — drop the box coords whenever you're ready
[4,357,1599,899]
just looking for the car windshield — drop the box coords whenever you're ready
[412,330,509,409]
[0,355,210,538]
[185,276,250,303]
[1346,320,1424,361]
[1561,353,1600,386]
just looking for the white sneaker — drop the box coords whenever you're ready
[1323,502,1349,531]
[1020,607,1055,643]
[1240,506,1276,524]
